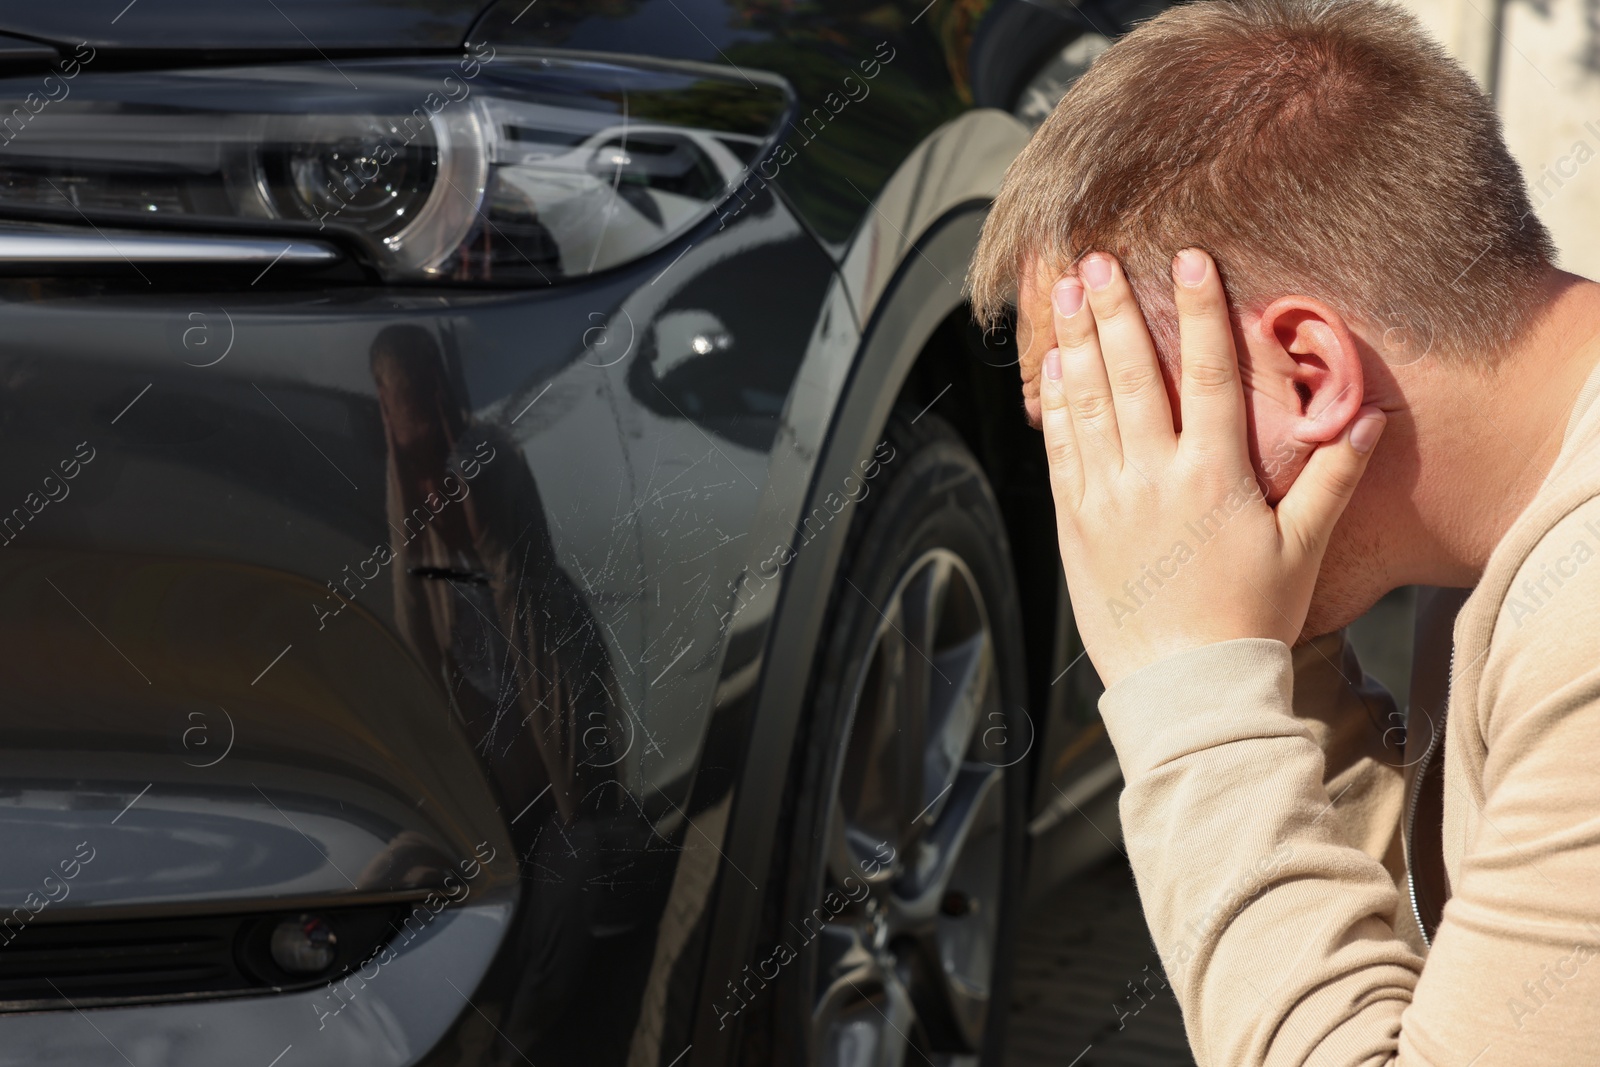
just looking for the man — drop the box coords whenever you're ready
[967,0,1600,1063]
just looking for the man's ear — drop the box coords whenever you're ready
[1257,295,1364,445]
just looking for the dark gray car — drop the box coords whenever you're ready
[0,2,1158,1064]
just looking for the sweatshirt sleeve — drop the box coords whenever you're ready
[1101,638,1421,1067]
[1105,557,1600,1067]
[1285,632,1410,895]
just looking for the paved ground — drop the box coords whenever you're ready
[1006,855,1195,1067]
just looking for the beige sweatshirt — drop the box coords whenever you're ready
[1099,360,1600,1066]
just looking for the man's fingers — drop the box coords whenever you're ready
[1052,277,1122,474]
[1277,406,1386,562]
[1078,254,1175,461]
[1173,249,1247,459]
[1037,346,1084,506]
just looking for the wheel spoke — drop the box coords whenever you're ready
[893,763,1004,1050]
[837,628,909,869]
[812,929,916,1067]
[817,547,1011,1067]
[891,561,942,838]
[922,628,994,831]
[901,551,951,657]
[896,764,1001,911]
[825,799,858,887]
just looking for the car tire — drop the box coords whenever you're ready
[766,408,1029,1067]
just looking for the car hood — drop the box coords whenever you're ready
[0,0,489,53]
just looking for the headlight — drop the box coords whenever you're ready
[0,49,790,283]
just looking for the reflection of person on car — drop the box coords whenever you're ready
[372,324,640,1050]
[369,324,620,830]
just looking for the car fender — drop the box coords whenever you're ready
[689,107,1029,1066]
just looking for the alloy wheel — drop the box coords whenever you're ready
[810,548,1005,1067]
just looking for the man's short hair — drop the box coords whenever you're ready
[967,0,1555,365]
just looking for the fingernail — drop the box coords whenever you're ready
[1349,408,1386,454]
[1052,280,1084,317]
[1175,249,1208,287]
[1081,255,1113,291]
[1044,347,1062,381]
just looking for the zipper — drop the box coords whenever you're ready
[1404,646,1452,949]
[1404,727,1440,948]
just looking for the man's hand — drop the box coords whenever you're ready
[1041,249,1386,688]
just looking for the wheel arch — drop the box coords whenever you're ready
[689,196,1069,1065]
[894,307,1064,779]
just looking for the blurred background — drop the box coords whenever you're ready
[1405,0,1600,281]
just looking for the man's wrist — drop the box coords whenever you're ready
[1098,638,1297,779]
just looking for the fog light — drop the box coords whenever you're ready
[269,914,338,975]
